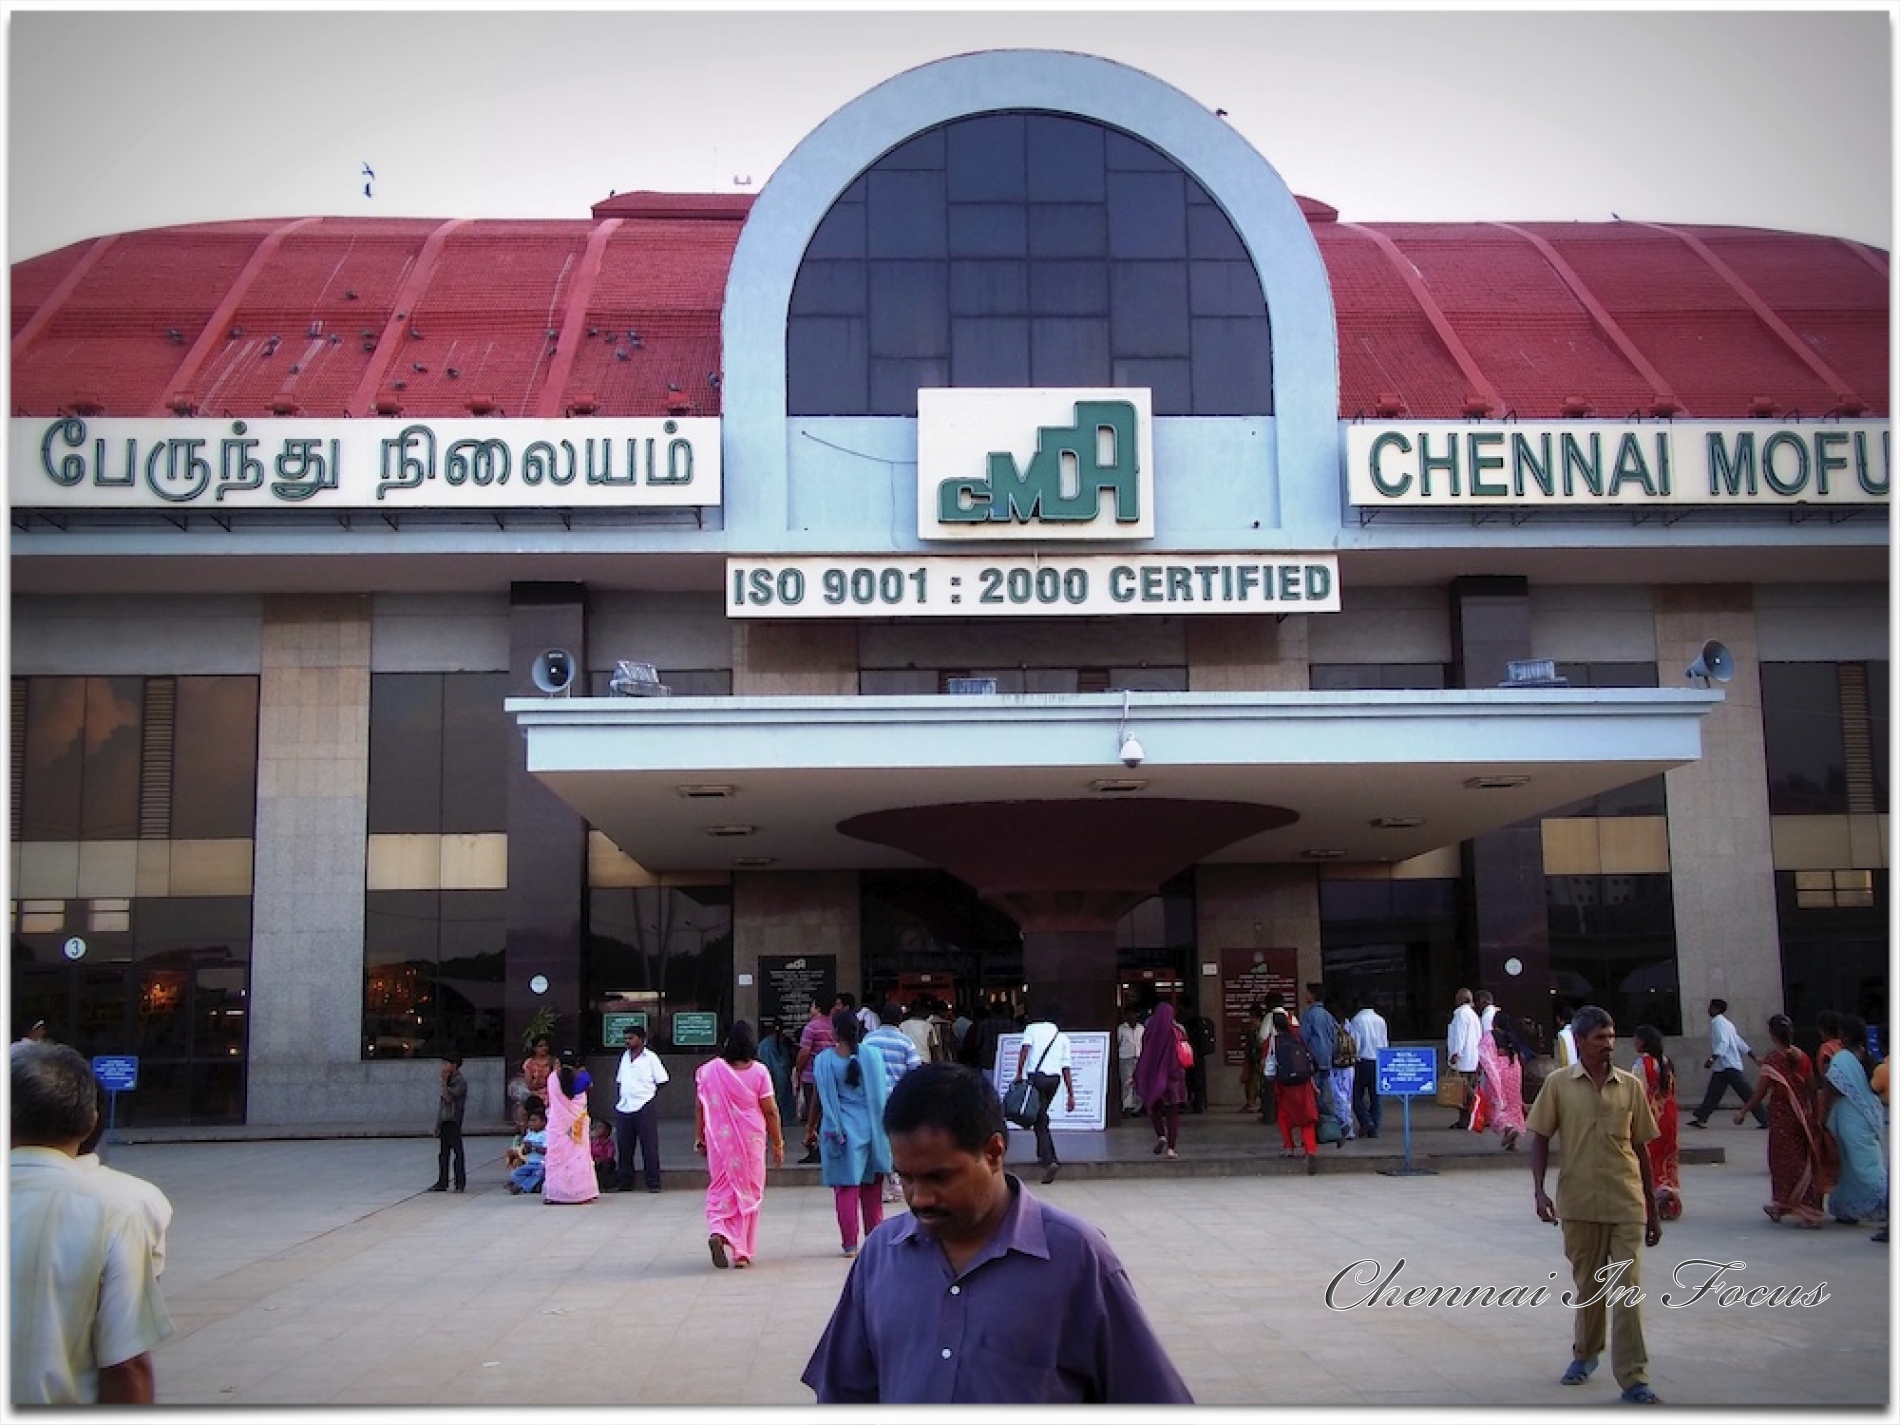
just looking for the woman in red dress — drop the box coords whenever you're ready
[1268,1009,1320,1160]
[1632,1025,1682,1219]
[1737,1014,1827,1227]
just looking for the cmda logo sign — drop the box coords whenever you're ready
[918,388,1155,541]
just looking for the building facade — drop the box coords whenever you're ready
[9,51,1888,1127]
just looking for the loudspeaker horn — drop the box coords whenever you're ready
[531,648,576,696]
[1685,640,1734,687]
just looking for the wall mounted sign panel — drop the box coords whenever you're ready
[10,417,722,509]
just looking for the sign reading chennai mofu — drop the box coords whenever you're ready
[9,418,721,509]
[919,388,1155,540]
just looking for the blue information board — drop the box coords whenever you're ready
[1375,1046,1437,1097]
[92,1055,139,1092]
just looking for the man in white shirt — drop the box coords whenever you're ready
[11,1042,173,1405]
[1348,996,1390,1139]
[1446,988,1484,1128]
[1688,998,1767,1129]
[1115,1005,1145,1116]
[612,1025,671,1193]
[1014,1006,1077,1185]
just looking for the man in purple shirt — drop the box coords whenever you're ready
[793,1000,837,1165]
[801,1063,1193,1405]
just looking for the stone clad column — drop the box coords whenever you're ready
[247,595,371,1124]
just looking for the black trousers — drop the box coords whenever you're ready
[615,1103,662,1190]
[435,1122,465,1189]
[1029,1073,1063,1168]
[1693,1066,1767,1125]
[1352,1060,1382,1135]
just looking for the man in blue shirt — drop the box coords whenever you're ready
[801,1063,1193,1405]
[1299,983,1339,1131]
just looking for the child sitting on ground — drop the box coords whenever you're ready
[507,1107,549,1195]
[589,1115,617,1190]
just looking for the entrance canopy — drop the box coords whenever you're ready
[509,689,1721,878]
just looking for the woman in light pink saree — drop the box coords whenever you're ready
[694,1020,785,1268]
[542,1058,600,1205]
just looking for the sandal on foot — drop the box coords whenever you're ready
[1620,1384,1661,1405]
[1164,1148,1179,1160]
[733,1256,751,1268]
[709,1234,730,1269]
[1152,1139,1167,1156]
[1561,1357,1599,1386]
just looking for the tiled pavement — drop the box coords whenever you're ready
[104,1112,1886,1415]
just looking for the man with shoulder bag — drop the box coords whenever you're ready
[1013,1005,1075,1185]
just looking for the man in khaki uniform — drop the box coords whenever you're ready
[1526,1005,1663,1406]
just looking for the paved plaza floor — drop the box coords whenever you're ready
[99,1114,1888,1418]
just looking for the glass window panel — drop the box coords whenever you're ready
[946,113,1026,201]
[790,260,868,316]
[1031,317,1111,387]
[805,200,866,260]
[867,171,947,259]
[365,890,437,1059]
[1028,204,1107,259]
[1190,260,1269,318]
[1029,261,1108,316]
[368,675,443,835]
[1191,316,1273,415]
[437,890,504,1057]
[949,261,1028,316]
[1762,663,1847,815]
[868,261,949,357]
[879,127,945,170]
[194,962,249,1064]
[172,677,260,841]
[1547,873,1681,1035]
[869,358,949,418]
[951,317,1030,386]
[947,204,1027,258]
[1026,116,1106,201]
[1867,660,1888,812]
[861,670,940,694]
[1188,201,1251,261]
[79,678,141,841]
[1107,171,1187,259]
[788,317,869,415]
[22,678,84,840]
[1105,127,1175,172]
[1112,359,1191,415]
[441,673,509,835]
[1111,264,1190,354]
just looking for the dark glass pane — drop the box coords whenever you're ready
[1188,202,1251,261]
[1112,358,1191,415]
[867,171,947,259]
[947,204,1027,258]
[1319,877,1461,1040]
[1107,171,1187,259]
[1111,264,1190,355]
[1031,317,1111,387]
[441,673,509,835]
[80,677,141,841]
[135,965,192,1058]
[194,961,249,1065]
[1105,128,1176,172]
[951,318,1030,386]
[172,677,259,840]
[788,317,869,416]
[365,890,437,1059]
[949,261,1028,316]
[368,674,443,835]
[74,965,133,1055]
[22,678,83,840]
[1869,661,1889,812]
[1028,204,1107,259]
[868,261,949,357]
[1191,316,1273,415]
[879,127,945,170]
[438,890,504,1057]
[1762,663,1847,815]
[806,200,866,260]
[946,113,1026,201]
[790,260,868,316]
[584,885,732,1051]
[1777,870,1889,1038]
[870,358,949,418]
[1030,260,1108,316]
[188,1059,246,1124]
[1190,260,1268,317]
[1547,873,1681,1036]
[860,670,940,695]
[1026,116,1105,201]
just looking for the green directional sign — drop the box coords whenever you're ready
[602,1011,649,1046]
[672,1011,719,1047]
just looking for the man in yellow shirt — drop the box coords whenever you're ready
[1526,1006,1663,1406]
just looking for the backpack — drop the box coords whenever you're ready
[1333,1019,1358,1069]
[1275,1032,1316,1086]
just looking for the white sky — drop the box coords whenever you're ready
[5,5,1895,263]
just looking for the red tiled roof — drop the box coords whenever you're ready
[9,198,1887,420]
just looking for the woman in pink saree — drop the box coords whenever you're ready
[695,1020,786,1269]
[542,1057,600,1205]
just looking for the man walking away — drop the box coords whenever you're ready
[1349,995,1389,1138]
[1526,1005,1664,1406]
[1688,998,1768,1129]
[1447,988,1483,1128]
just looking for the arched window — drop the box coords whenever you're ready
[788,112,1271,418]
